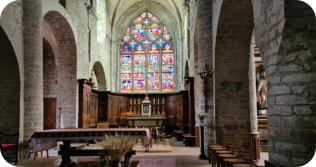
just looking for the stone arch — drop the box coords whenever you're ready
[42,0,78,44]
[0,26,20,140]
[43,38,57,98]
[214,0,316,165]
[111,1,182,92]
[252,0,316,166]
[214,0,254,161]
[42,11,77,128]
[92,61,107,91]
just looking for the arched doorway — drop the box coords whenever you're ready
[0,26,20,161]
[42,11,77,128]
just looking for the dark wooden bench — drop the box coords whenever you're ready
[58,142,136,167]
[208,144,224,164]
[182,134,196,146]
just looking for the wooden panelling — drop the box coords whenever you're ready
[106,91,189,134]
[78,80,98,128]
[44,98,56,130]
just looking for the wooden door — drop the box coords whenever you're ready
[44,98,56,130]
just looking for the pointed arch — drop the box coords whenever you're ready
[119,11,175,93]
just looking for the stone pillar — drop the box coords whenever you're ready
[249,32,258,134]
[249,32,260,162]
[23,0,43,140]
[197,0,214,156]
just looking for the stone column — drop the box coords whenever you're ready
[249,32,260,161]
[23,0,43,140]
[197,0,214,156]
[249,32,258,134]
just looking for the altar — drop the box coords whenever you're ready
[126,115,166,127]
[125,95,166,127]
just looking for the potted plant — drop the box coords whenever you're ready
[199,114,206,123]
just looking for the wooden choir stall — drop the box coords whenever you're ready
[78,79,195,137]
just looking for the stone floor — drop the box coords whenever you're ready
[17,138,209,167]
[16,138,268,167]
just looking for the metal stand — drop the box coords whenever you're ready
[199,124,207,159]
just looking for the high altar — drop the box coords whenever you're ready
[126,95,166,127]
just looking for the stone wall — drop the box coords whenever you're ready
[253,0,316,166]
[0,26,20,137]
[0,0,24,142]
[214,0,254,161]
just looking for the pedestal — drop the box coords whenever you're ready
[199,123,207,159]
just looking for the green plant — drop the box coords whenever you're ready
[199,114,206,121]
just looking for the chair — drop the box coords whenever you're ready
[156,126,166,145]
[0,132,19,165]
[28,140,56,160]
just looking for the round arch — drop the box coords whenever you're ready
[213,0,316,166]
[91,61,107,91]
[42,10,77,128]
[0,26,20,141]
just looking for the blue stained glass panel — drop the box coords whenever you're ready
[121,55,131,65]
[156,38,165,48]
[162,65,173,73]
[134,78,145,90]
[121,80,132,90]
[148,78,160,90]
[135,44,145,53]
[132,24,145,41]
[121,44,131,53]
[162,78,174,89]
[148,24,162,41]
[129,40,138,49]
[148,72,159,78]
[162,72,173,78]
[162,43,173,52]
[148,54,159,65]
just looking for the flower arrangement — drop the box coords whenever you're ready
[98,135,136,167]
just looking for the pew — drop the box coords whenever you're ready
[30,128,151,167]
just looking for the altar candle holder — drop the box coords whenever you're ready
[157,98,160,115]
[162,98,165,115]
[130,99,133,114]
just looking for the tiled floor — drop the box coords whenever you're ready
[17,138,209,167]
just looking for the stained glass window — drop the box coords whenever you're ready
[120,12,174,93]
